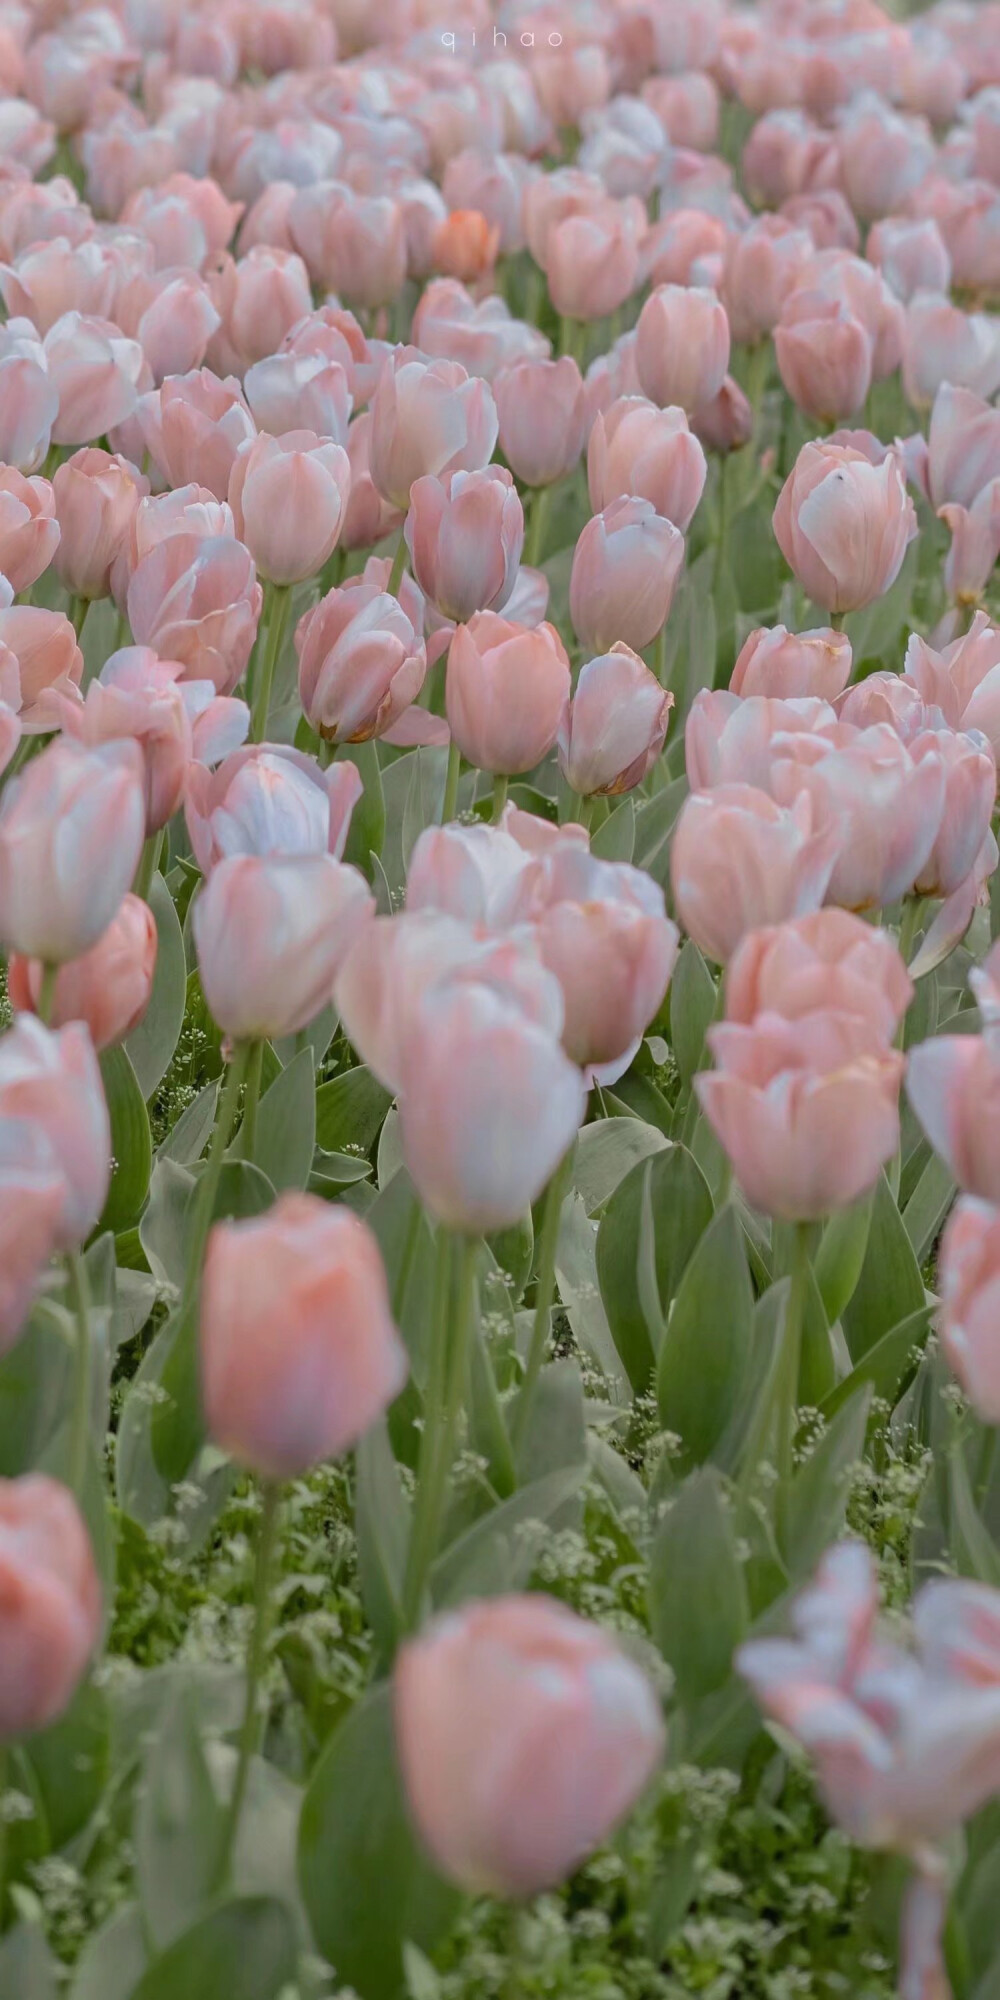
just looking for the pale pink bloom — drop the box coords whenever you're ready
[775,293,872,424]
[902,294,1000,410]
[185,744,362,874]
[243,350,352,447]
[201,1193,407,1481]
[640,208,728,291]
[127,531,262,696]
[122,173,243,270]
[0,604,82,729]
[781,187,860,252]
[137,368,256,502]
[0,1475,100,1738]
[927,383,1000,512]
[523,168,608,271]
[940,180,1000,297]
[721,214,812,346]
[0,1118,66,1356]
[731,625,852,702]
[52,446,146,600]
[370,351,497,511]
[0,1017,110,1249]
[0,467,59,594]
[570,497,684,654]
[642,72,720,152]
[194,852,373,1043]
[0,317,59,471]
[43,311,144,446]
[545,201,643,324]
[725,908,912,1044]
[587,396,706,532]
[0,234,120,335]
[533,846,680,1069]
[867,218,951,303]
[691,375,754,455]
[395,1595,664,1897]
[908,1033,1000,1203]
[0,736,143,962]
[405,467,522,625]
[0,101,54,181]
[533,44,613,128]
[905,613,1000,757]
[111,483,235,610]
[494,356,587,488]
[340,412,404,554]
[126,269,221,385]
[836,98,935,222]
[410,279,549,383]
[296,582,426,745]
[9,894,156,1051]
[742,110,840,209]
[773,440,917,615]
[446,613,570,776]
[685,690,838,793]
[635,283,730,414]
[671,783,840,965]
[405,826,544,932]
[938,1197,1000,1423]
[441,150,531,257]
[795,250,903,383]
[774,720,949,911]
[559,643,671,796]
[940,482,1000,605]
[212,244,313,371]
[228,430,350,587]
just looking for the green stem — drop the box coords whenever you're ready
[775,1223,811,1551]
[218,1481,282,1884]
[511,1148,574,1455]
[132,831,162,903]
[571,792,596,832]
[183,1042,251,1298]
[66,1250,93,1500]
[0,1743,8,1932]
[746,339,771,423]
[403,1234,478,1629]
[526,484,551,569]
[36,961,58,1025]
[558,315,583,365]
[897,895,924,980]
[441,738,462,823]
[239,1041,264,1160]
[69,595,89,644]
[491,772,509,823]
[392,1199,423,1323]
[387,528,408,597]
[251,584,290,744]
[712,455,729,594]
[829,610,845,632]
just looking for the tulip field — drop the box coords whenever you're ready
[9,1,1000,1997]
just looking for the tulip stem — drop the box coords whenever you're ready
[491,773,509,823]
[511,1147,574,1457]
[251,584,290,744]
[829,610,845,631]
[571,792,596,833]
[403,1233,478,1629]
[239,1040,264,1160]
[218,1479,282,1885]
[441,739,462,823]
[526,484,551,569]
[712,455,729,594]
[183,1041,251,1299]
[66,1249,93,1502]
[69,595,89,644]
[36,962,58,1026]
[132,831,162,904]
[0,1744,8,1928]
[775,1222,811,1552]
[387,529,408,597]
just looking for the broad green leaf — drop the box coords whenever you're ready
[356,1418,411,1658]
[0,1925,58,2000]
[249,1044,316,1191]
[574,1118,667,1217]
[903,1153,956,1266]
[159,1081,219,1167]
[512,1356,586,1488]
[315,1065,392,1156]
[814,1196,873,1327]
[591,796,635,862]
[431,1463,588,1606]
[949,1445,1000,1586]
[126,871,187,1099]
[783,1383,873,1581]
[26,1681,109,1852]
[632,775,687,879]
[596,1145,714,1393]
[129,1897,296,2000]
[841,1171,926,1362]
[98,1046,152,1234]
[70,1905,147,2000]
[819,1305,930,1427]
[657,1205,753,1465]
[139,1157,195,1289]
[343,737,386,873]
[669,941,717,1086]
[0,1305,71,1476]
[649,1466,748,1703]
[135,1685,225,1948]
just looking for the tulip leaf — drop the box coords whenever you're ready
[247,1044,316,1191]
[648,1466,748,1704]
[98,1046,152,1235]
[356,1417,411,1659]
[573,1117,667,1217]
[0,1303,71,1477]
[25,1681,109,1854]
[135,1685,225,1950]
[126,872,187,1100]
[431,1462,588,1607]
[783,1382,873,1583]
[343,737,386,874]
[70,1905,147,2000]
[555,1191,631,1395]
[596,1144,714,1393]
[159,1081,220,1167]
[139,1157,196,1289]
[632,775,687,881]
[0,1924,59,2000]
[669,940,718,1087]
[656,1204,754,1465]
[315,1064,393,1156]
[948,1445,1000,1587]
[841,1172,926,1362]
[590,796,635,862]
[903,1152,957,1266]
[819,1304,931,1428]
[129,1896,296,2000]
[298,1683,459,2000]
[814,1196,873,1327]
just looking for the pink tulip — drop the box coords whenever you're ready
[721,215,812,346]
[127,532,263,697]
[123,173,243,267]
[398,977,585,1232]
[52,447,146,600]
[643,72,719,151]
[587,396,707,532]
[725,909,912,1044]
[370,352,498,511]
[772,721,948,912]
[290,186,407,309]
[867,218,951,304]
[940,483,1000,607]
[442,151,530,257]
[544,202,643,323]
[43,312,144,447]
[111,485,235,611]
[938,1198,1000,1423]
[905,614,1000,757]
[220,245,313,369]
[0,1118,66,1355]
[837,100,935,223]
[0,737,144,962]
[907,1034,1000,1204]
[296,582,426,745]
[534,847,679,1070]
[0,1474,100,1738]
[773,440,917,616]
[774,294,872,424]
[731,625,852,702]
[9,894,156,1050]
[927,383,1000,513]
[243,350,352,447]
[558,643,671,796]
[405,467,523,624]
[493,356,587,488]
[570,497,685,654]
[901,295,1000,411]
[0,1017,110,1249]
[0,236,120,337]
[405,826,545,931]
[671,783,840,965]
[0,467,59,594]
[410,280,548,384]
[340,412,405,554]
[228,431,350,587]
[691,375,754,456]
[128,271,222,387]
[185,744,362,873]
[0,604,81,729]
[193,853,373,1042]
[395,1594,664,1896]
[911,727,997,899]
[201,1193,407,1481]
[684,690,838,794]
[795,251,903,384]
[138,369,256,503]
[51,647,247,835]
[446,613,570,776]
[0,321,59,472]
[635,284,730,415]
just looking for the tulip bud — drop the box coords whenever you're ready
[0,1017,110,1250]
[228,430,350,586]
[0,1116,66,1355]
[494,356,587,488]
[908,1035,1000,1205]
[127,532,263,697]
[138,368,257,502]
[9,894,156,1050]
[446,613,570,776]
[44,312,144,447]
[52,446,147,600]
[570,497,684,654]
[725,909,912,1043]
[201,1192,408,1480]
[296,582,426,745]
[731,624,852,702]
[0,738,144,963]
[635,284,730,414]
[0,603,82,726]
[534,849,680,1070]
[193,853,373,1042]
[558,643,671,796]
[0,467,59,593]
[938,1196,1000,1423]
[370,352,498,511]
[773,440,917,615]
[544,203,642,322]
[0,1474,100,1738]
[588,396,707,531]
[774,294,873,424]
[185,738,361,877]
[405,467,523,623]
[671,783,840,965]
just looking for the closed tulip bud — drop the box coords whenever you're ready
[432,209,500,283]
[138,369,257,503]
[773,440,917,616]
[868,218,951,304]
[721,215,812,346]
[635,284,730,415]
[672,783,840,965]
[243,351,352,447]
[193,853,373,1042]
[0,1474,100,1738]
[405,468,523,624]
[908,1034,1000,1203]
[395,1595,665,1897]
[398,979,586,1233]
[691,375,754,456]
[446,613,570,776]
[912,727,997,899]
[725,909,912,1043]
[535,849,680,1070]
[43,312,144,447]
[927,384,1000,513]
[290,187,407,310]
[113,486,236,611]
[545,204,643,323]
[185,744,362,873]
[904,614,1000,757]
[587,396,706,532]
[52,447,146,600]
[0,1118,67,1355]
[370,353,498,511]
[0,738,144,962]
[201,1193,407,1481]
[228,431,350,587]
[0,468,59,593]
[222,246,312,369]
[731,625,852,702]
[296,582,426,745]
[0,1017,110,1250]
[938,1197,1000,1423]
[493,356,587,489]
[9,894,157,1050]
[53,647,248,835]
[127,532,263,697]
[570,497,684,654]
[559,643,671,796]
[775,295,872,424]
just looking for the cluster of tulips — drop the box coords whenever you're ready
[4,0,1000,1994]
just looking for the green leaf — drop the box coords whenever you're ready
[841,1171,926,1362]
[784,1383,873,1582]
[26,1681,109,1851]
[129,1897,297,2000]
[343,737,386,873]
[135,1685,225,1949]
[632,775,687,878]
[139,1157,196,1289]
[0,1924,58,2000]
[0,1305,71,1476]
[590,796,635,862]
[574,1118,667,1217]
[159,1081,219,1167]
[98,1046,152,1234]
[669,941,717,1086]
[249,1045,316,1191]
[814,1196,873,1327]
[949,1445,1000,1586]
[315,1065,392,1156]
[657,1205,754,1465]
[596,1145,714,1393]
[431,1463,588,1606]
[298,1684,459,2000]
[356,1418,411,1658]
[126,871,187,1099]
[513,1356,586,1488]
[70,1904,147,2000]
[903,1153,957,1266]
[819,1305,930,1427]
[649,1466,748,1703]
[555,1192,631,1396]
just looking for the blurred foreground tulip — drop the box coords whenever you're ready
[0,738,144,962]
[671,784,839,965]
[0,1474,100,1738]
[0,1017,110,1250]
[193,853,373,1043]
[9,894,156,1050]
[773,440,917,616]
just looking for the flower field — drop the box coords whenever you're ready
[4,0,1000,1995]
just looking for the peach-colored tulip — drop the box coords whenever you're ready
[941,483,1000,607]
[721,215,812,346]
[731,625,852,702]
[127,532,263,697]
[685,690,839,793]
[905,613,1000,758]
[201,1193,408,1481]
[405,467,523,624]
[938,1197,1000,1424]
[9,894,156,1050]
[0,320,59,472]
[534,848,680,1070]
[635,284,730,415]
[185,745,362,873]
[927,383,1000,513]
[544,202,643,323]
[558,643,671,796]
[398,977,586,1232]
[901,295,1000,411]
[691,375,754,456]
[671,783,840,965]
[138,368,256,503]
[911,726,997,899]
[43,311,144,446]
[296,582,426,745]
[775,294,872,424]
[773,440,917,615]
[0,604,81,728]
[569,497,684,654]
[0,1474,100,1738]
[867,218,951,304]
[0,1017,110,1249]
[907,1034,1000,1204]
[228,430,350,587]
[725,909,912,1044]
[588,396,706,533]
[493,356,587,489]
[194,853,373,1042]
[405,826,545,931]
[395,1594,664,1897]
[441,152,530,258]
[243,350,352,447]
[51,647,247,834]
[290,186,407,310]
[0,1116,66,1356]
[446,613,570,776]
[772,720,948,912]
[699,1007,904,1220]
[432,209,500,284]
[52,447,146,600]
[0,737,144,962]
[370,352,498,511]
[0,467,59,593]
